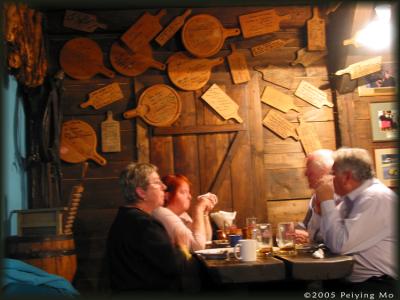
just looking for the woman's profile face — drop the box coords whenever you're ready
[174,181,192,212]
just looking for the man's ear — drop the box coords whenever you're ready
[136,186,146,199]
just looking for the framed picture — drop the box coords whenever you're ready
[374,148,399,187]
[369,102,398,141]
[358,62,397,96]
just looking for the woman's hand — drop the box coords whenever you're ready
[197,193,218,212]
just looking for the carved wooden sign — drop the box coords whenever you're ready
[251,38,295,57]
[101,111,121,153]
[294,80,333,108]
[239,9,291,38]
[261,86,300,113]
[296,116,322,155]
[121,9,166,52]
[123,84,182,127]
[201,84,243,123]
[155,9,192,46]
[254,65,295,89]
[307,7,326,51]
[262,110,299,140]
[227,44,250,84]
[335,56,382,80]
[80,82,124,109]
[63,10,107,33]
[291,48,327,67]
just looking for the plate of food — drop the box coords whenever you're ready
[195,247,233,259]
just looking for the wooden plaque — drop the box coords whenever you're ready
[262,110,298,140]
[261,86,300,113]
[307,7,326,51]
[227,44,250,84]
[254,65,295,89]
[101,111,121,153]
[155,9,192,46]
[296,116,322,155]
[239,9,291,38]
[294,80,333,109]
[80,82,123,109]
[121,9,166,52]
[335,56,382,80]
[251,38,295,57]
[291,48,327,67]
[63,10,107,33]
[201,84,243,123]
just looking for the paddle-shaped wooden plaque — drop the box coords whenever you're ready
[63,10,107,32]
[335,56,382,80]
[101,111,121,153]
[261,86,300,113]
[251,38,295,57]
[80,82,124,109]
[296,116,322,155]
[227,44,250,84]
[307,7,326,51]
[155,9,192,46]
[291,48,327,67]
[201,84,243,123]
[239,9,291,38]
[294,80,333,109]
[254,65,295,89]
[262,110,298,140]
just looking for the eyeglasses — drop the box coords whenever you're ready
[148,180,165,187]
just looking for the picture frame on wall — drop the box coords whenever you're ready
[358,62,397,96]
[369,102,398,141]
[374,148,399,187]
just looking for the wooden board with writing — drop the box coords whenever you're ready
[80,82,124,109]
[155,9,192,46]
[261,86,300,113]
[294,80,333,108]
[201,83,243,123]
[121,9,166,52]
[101,111,121,153]
[227,44,250,84]
[291,48,327,67]
[254,65,295,89]
[251,38,295,57]
[239,9,291,38]
[63,10,107,33]
[262,110,299,140]
[335,56,382,80]
[296,116,322,155]
[307,7,326,51]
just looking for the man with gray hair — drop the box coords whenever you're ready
[316,147,397,291]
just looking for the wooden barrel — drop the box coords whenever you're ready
[6,235,77,282]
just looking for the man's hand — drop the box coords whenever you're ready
[315,175,334,205]
[295,229,310,244]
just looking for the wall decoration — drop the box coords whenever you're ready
[227,44,250,84]
[296,116,321,155]
[369,102,398,141]
[101,111,121,153]
[261,86,299,113]
[80,82,124,109]
[262,110,299,140]
[155,9,192,46]
[63,10,107,32]
[335,56,382,80]
[374,148,399,187]
[251,38,295,57]
[291,48,327,67]
[358,62,397,96]
[254,65,297,89]
[294,80,333,108]
[306,7,326,51]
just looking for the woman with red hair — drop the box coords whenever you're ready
[152,174,218,251]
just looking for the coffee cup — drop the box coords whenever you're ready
[228,234,242,247]
[234,239,257,261]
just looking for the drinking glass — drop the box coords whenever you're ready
[276,222,296,255]
[256,223,273,257]
[245,217,258,239]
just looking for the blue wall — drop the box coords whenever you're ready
[2,76,27,236]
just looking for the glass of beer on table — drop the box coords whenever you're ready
[256,223,273,257]
[276,221,297,255]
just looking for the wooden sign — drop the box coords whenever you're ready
[307,7,326,51]
[294,80,333,108]
[201,84,243,123]
[227,44,250,84]
[155,9,192,46]
[239,9,291,38]
[251,38,295,57]
[262,110,298,140]
[291,48,327,67]
[261,86,300,113]
[101,111,121,153]
[182,14,241,58]
[254,65,295,89]
[63,10,107,33]
[121,9,166,52]
[123,84,181,127]
[296,116,322,155]
[335,56,382,80]
[80,83,123,109]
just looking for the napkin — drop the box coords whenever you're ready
[312,248,325,259]
[210,210,237,229]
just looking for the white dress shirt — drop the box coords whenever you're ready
[320,178,398,282]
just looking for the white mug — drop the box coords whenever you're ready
[234,239,257,261]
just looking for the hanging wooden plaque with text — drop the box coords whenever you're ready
[63,10,107,33]
[239,9,291,38]
[155,9,192,46]
[227,44,250,84]
[294,80,333,108]
[101,111,121,153]
[251,38,295,57]
[201,84,243,123]
[335,56,382,80]
[80,82,124,109]
[262,110,298,140]
[254,65,295,89]
[261,86,300,113]
[296,116,322,155]
[291,48,327,67]
[307,7,326,51]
